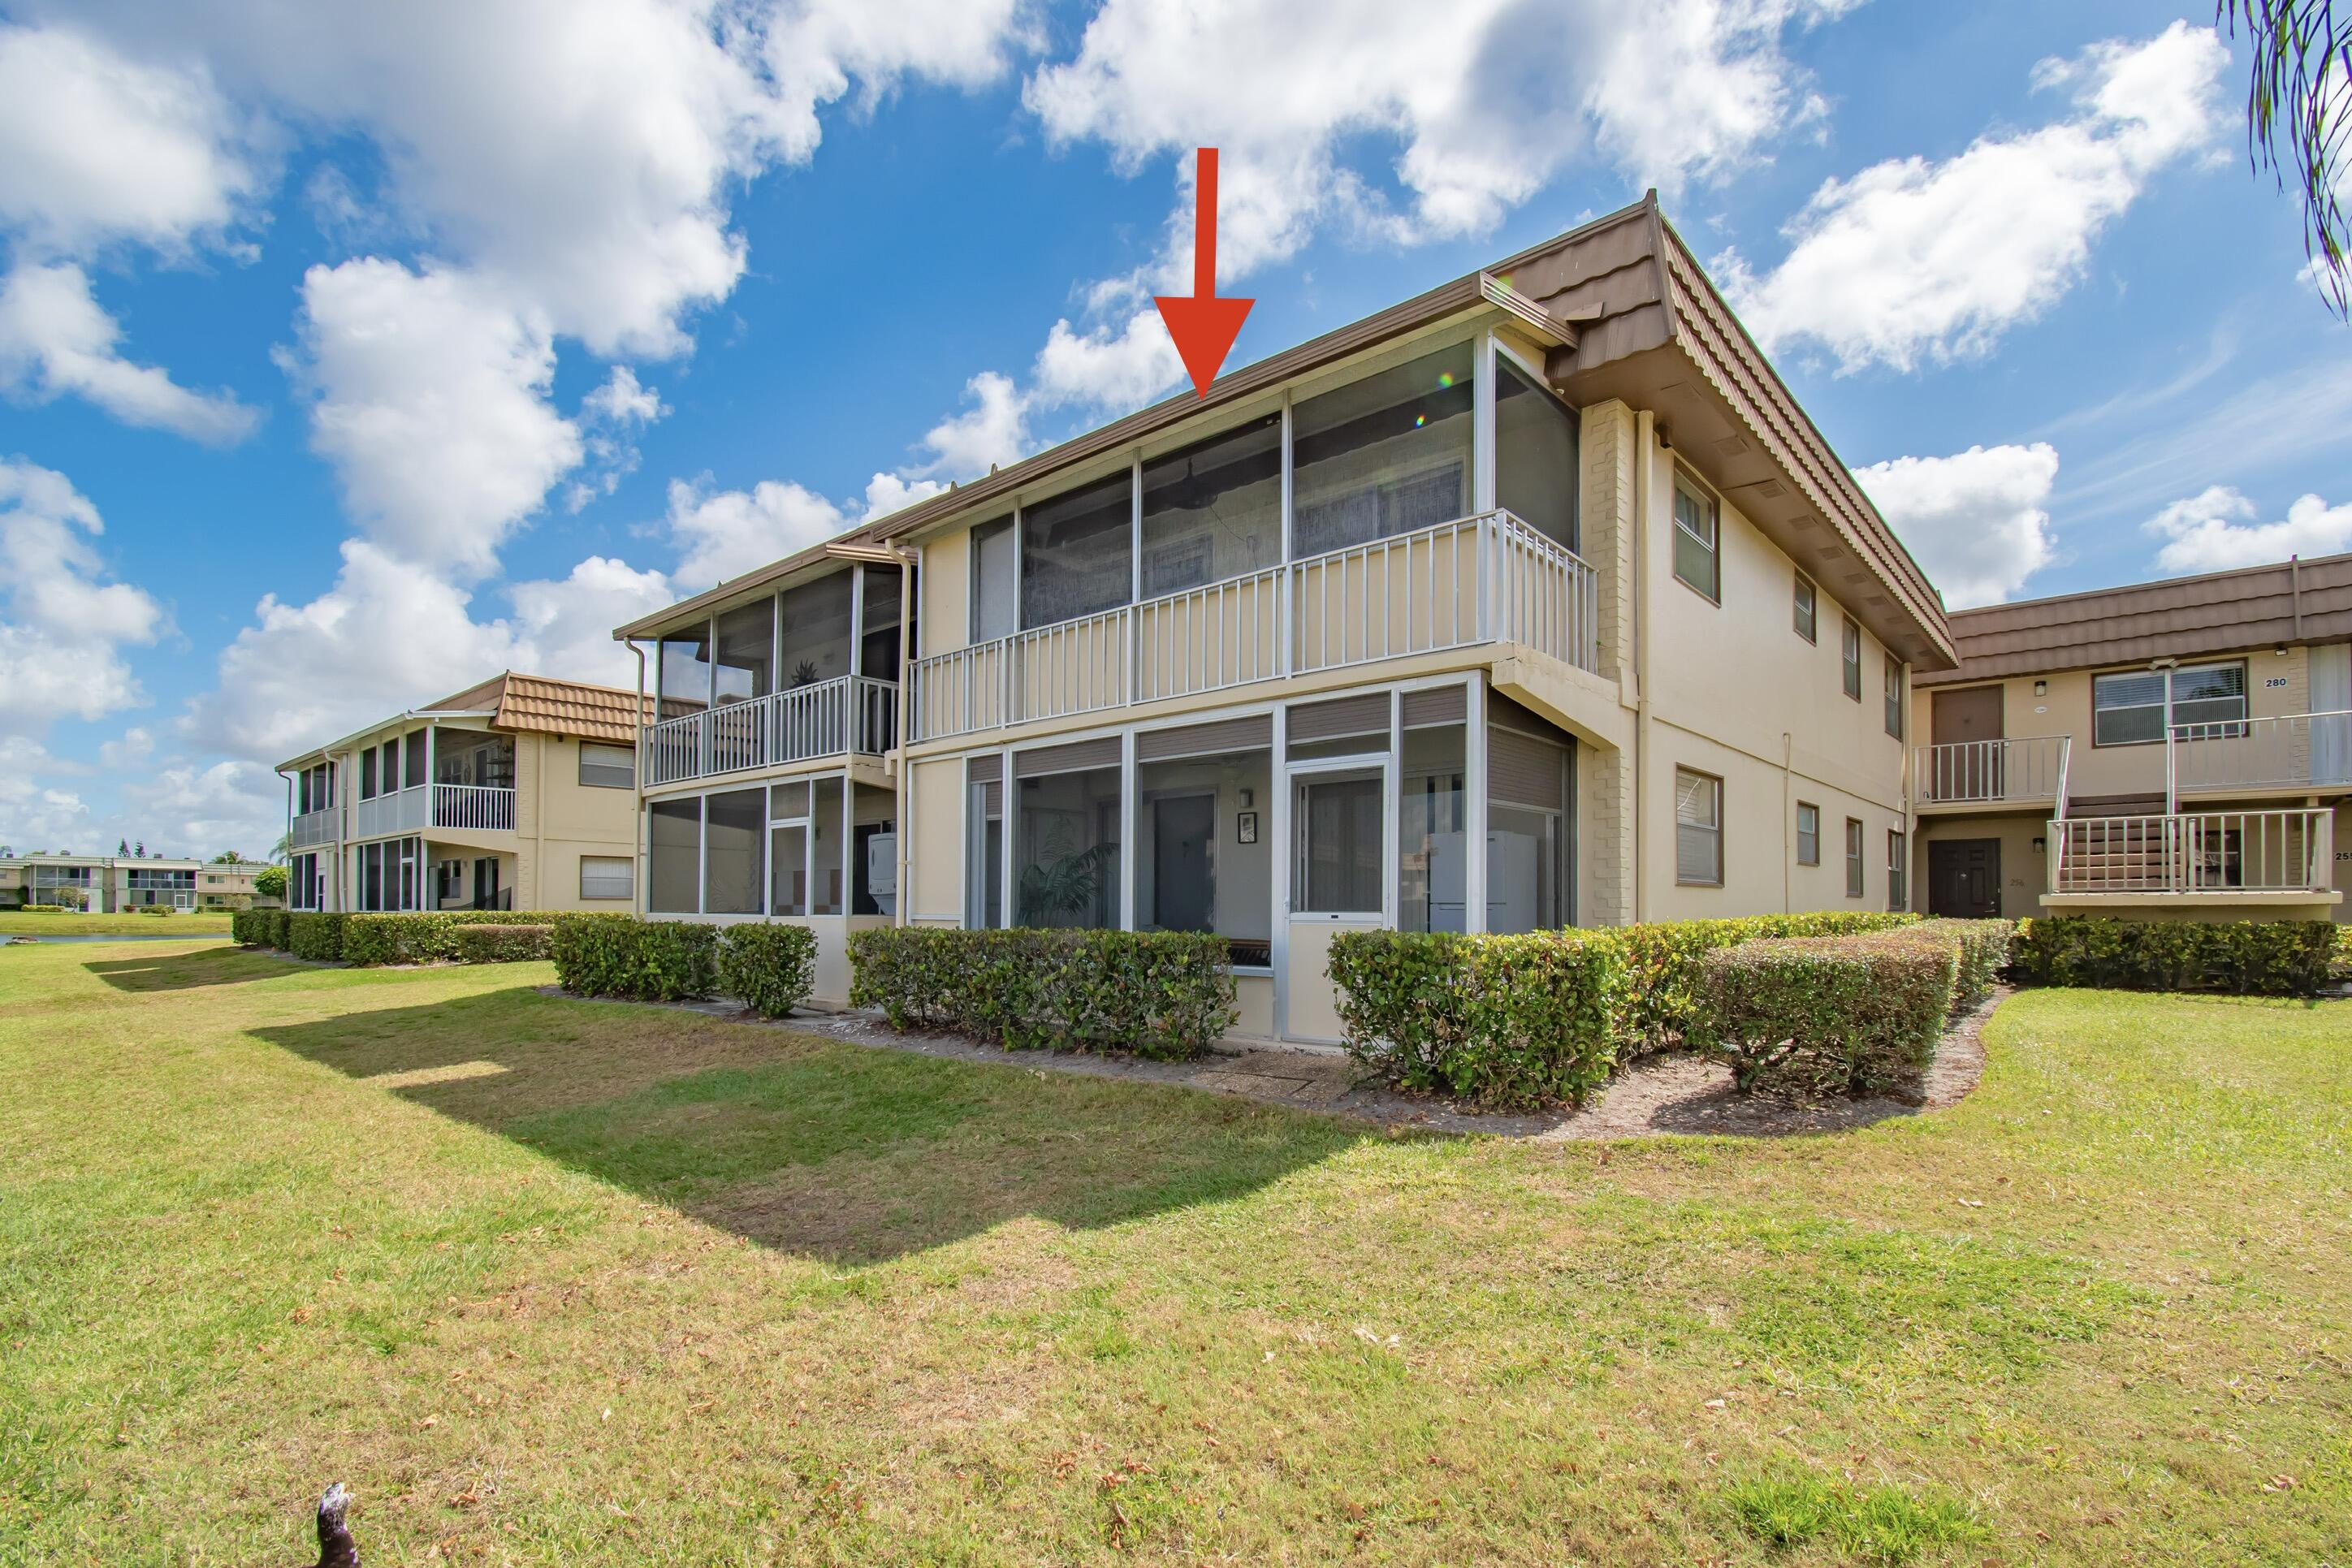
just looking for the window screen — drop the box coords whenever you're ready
[1793,575,1816,641]
[1887,830,1907,912]
[1674,767,1722,885]
[1844,818,1866,897]
[971,516,1015,642]
[1140,413,1281,597]
[404,731,427,789]
[2168,662,2249,736]
[1885,654,1905,739]
[1021,473,1132,630]
[1291,342,1473,558]
[1494,358,1579,551]
[1842,617,1862,701]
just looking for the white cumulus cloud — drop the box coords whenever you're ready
[1719,20,2227,373]
[0,457,167,727]
[0,262,259,443]
[2143,486,2352,573]
[1853,443,2059,609]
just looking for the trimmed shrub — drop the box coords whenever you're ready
[452,923,554,964]
[1702,932,1959,1097]
[286,912,348,961]
[230,909,263,945]
[1329,929,1623,1109]
[2012,917,2337,996]
[848,927,1237,1060]
[1908,918,2016,1010]
[552,914,720,1001]
[136,904,171,916]
[260,909,290,949]
[1606,910,1921,1054]
[715,923,819,1017]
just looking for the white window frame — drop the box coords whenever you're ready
[579,741,636,789]
[1670,471,1720,603]
[1795,801,1820,866]
[1844,817,1866,898]
[1841,616,1863,702]
[1887,828,1907,912]
[579,855,634,901]
[1673,766,1723,887]
[1793,572,1817,642]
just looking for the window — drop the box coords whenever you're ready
[1012,763,1119,927]
[1796,801,1820,866]
[381,737,400,793]
[1884,654,1905,739]
[1671,474,1719,601]
[1291,341,1474,557]
[403,731,427,789]
[1295,772,1383,914]
[580,742,635,789]
[2094,661,2248,745]
[1494,357,1580,551]
[811,775,847,915]
[966,761,1003,929]
[1887,829,1908,912]
[859,564,904,679]
[714,598,775,704]
[647,797,699,914]
[658,626,713,722]
[358,748,377,800]
[1793,573,1817,641]
[971,516,1015,642]
[702,788,764,914]
[779,572,854,689]
[1486,699,1575,931]
[1021,473,1133,630]
[1674,767,1723,886]
[1140,413,1282,597]
[1841,616,1862,701]
[1844,817,1866,897]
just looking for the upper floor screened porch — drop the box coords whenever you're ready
[907,331,1601,745]
[283,724,523,845]
[637,559,904,788]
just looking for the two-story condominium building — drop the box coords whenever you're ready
[614,197,1955,1037]
[276,672,646,915]
[0,853,212,911]
[1911,554,2350,921]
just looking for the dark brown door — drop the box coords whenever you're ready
[1927,839,2001,918]
[1931,685,2004,800]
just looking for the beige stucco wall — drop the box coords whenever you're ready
[512,732,641,911]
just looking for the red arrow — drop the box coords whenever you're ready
[1155,147,1253,399]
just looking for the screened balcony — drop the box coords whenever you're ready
[910,335,1598,743]
[641,560,902,788]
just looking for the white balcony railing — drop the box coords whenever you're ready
[642,674,897,788]
[909,508,1600,743]
[289,806,340,849]
[433,783,516,832]
[2170,710,2352,794]
[2049,809,2334,896]
[1913,735,2073,806]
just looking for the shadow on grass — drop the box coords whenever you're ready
[252,987,1368,1266]
[84,944,295,992]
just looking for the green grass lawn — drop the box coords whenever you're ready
[0,910,233,935]
[2,940,2347,1565]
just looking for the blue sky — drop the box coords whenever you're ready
[2,0,2347,857]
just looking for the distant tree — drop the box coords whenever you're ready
[133,840,145,857]
[253,865,288,901]
[210,850,242,863]
[118,838,129,856]
[2221,2,2351,316]
[270,831,292,866]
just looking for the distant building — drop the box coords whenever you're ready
[0,853,274,912]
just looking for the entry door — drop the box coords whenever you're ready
[1283,760,1390,1043]
[1933,685,2004,799]
[1928,839,2001,918]
[1152,793,1216,932]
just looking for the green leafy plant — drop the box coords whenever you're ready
[1701,929,1976,1097]
[452,923,555,964]
[551,915,720,1001]
[287,912,348,961]
[1328,928,1624,1108]
[1016,828,1113,926]
[849,927,1236,1060]
[2012,916,2337,996]
[252,865,288,901]
[714,923,819,1017]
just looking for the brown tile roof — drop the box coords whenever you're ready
[425,671,652,742]
[1916,552,2352,686]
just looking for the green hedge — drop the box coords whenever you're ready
[287,912,348,961]
[452,923,555,964]
[713,923,819,1017]
[1327,929,1623,1108]
[551,914,720,1001]
[1909,918,2015,1011]
[2011,917,2337,996]
[1701,931,1961,1097]
[135,905,172,917]
[848,928,1237,1059]
[1608,911,1922,1054]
